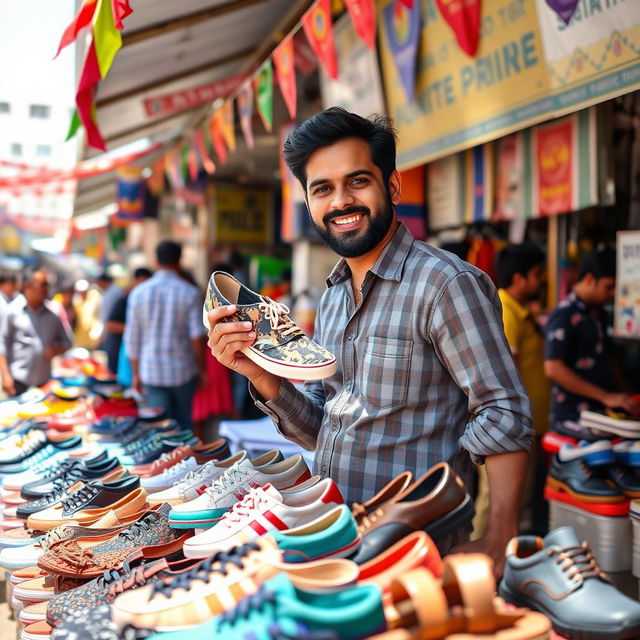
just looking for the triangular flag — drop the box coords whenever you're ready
[237,83,255,149]
[195,128,216,174]
[545,0,579,24]
[180,144,189,182]
[382,0,421,102]
[344,0,376,49]
[221,100,236,151]
[435,0,481,58]
[254,60,273,133]
[55,0,98,58]
[65,109,82,142]
[302,0,339,80]
[398,0,414,6]
[273,34,297,119]
[208,111,228,165]
[111,0,132,29]
[187,137,199,182]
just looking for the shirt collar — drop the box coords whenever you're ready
[153,269,181,281]
[326,221,415,288]
[498,289,530,320]
[568,290,587,311]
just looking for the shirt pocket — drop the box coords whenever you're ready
[360,336,413,409]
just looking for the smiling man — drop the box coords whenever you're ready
[207,108,532,572]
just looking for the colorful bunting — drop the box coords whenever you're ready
[545,0,579,24]
[237,83,255,149]
[111,0,133,29]
[382,0,421,102]
[221,100,237,151]
[209,111,228,165]
[435,0,481,58]
[187,138,199,182]
[254,60,274,133]
[344,0,376,49]
[397,0,414,6]
[55,0,98,57]
[195,128,216,174]
[302,0,339,80]
[273,35,297,119]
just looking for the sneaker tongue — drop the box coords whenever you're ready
[544,526,580,549]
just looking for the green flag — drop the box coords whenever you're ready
[255,59,273,132]
[65,109,82,142]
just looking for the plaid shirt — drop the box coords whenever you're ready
[125,270,204,386]
[255,223,533,506]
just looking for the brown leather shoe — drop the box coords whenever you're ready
[351,463,474,564]
[351,471,413,526]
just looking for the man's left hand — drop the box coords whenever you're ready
[450,532,514,580]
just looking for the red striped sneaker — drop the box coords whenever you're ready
[183,478,343,558]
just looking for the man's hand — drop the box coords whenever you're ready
[602,392,640,414]
[451,531,514,579]
[132,374,144,396]
[2,375,15,397]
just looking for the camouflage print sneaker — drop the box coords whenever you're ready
[203,271,337,381]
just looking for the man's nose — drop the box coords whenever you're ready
[329,186,355,211]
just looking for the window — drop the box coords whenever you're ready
[0,102,9,114]
[29,104,50,118]
[10,143,22,156]
[36,144,51,157]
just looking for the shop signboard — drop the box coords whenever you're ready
[319,13,386,116]
[378,0,640,169]
[615,230,640,339]
[214,185,271,245]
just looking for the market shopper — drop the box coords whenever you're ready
[0,269,72,396]
[125,241,205,431]
[544,247,639,437]
[206,108,533,572]
[0,272,18,309]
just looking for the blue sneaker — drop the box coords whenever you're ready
[557,439,614,466]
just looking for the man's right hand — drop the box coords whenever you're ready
[602,392,640,414]
[206,306,282,401]
[2,375,15,397]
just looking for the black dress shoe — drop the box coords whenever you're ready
[547,455,625,503]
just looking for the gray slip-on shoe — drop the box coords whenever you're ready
[499,526,640,640]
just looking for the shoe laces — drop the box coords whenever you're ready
[175,462,210,490]
[357,507,384,533]
[258,297,302,337]
[161,458,191,480]
[118,512,160,541]
[547,542,610,585]
[62,483,98,510]
[222,488,267,526]
[217,584,277,626]
[150,541,260,599]
[99,559,148,597]
[205,465,247,499]
[42,525,71,550]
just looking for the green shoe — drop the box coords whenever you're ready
[147,572,386,640]
[270,505,360,563]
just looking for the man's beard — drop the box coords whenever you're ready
[310,192,395,259]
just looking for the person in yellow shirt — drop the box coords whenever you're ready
[473,242,550,537]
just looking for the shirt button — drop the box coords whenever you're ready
[346,333,354,342]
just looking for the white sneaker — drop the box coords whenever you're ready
[183,478,343,558]
[169,454,310,529]
[142,457,199,492]
[148,449,282,506]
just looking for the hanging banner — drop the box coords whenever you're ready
[462,143,494,223]
[254,60,274,132]
[115,166,144,223]
[378,0,640,169]
[344,0,376,49]
[435,0,481,58]
[319,13,386,116]
[221,100,236,152]
[493,132,530,221]
[214,185,271,245]
[545,0,579,24]
[195,128,216,175]
[237,83,255,149]
[208,111,228,166]
[302,0,339,81]
[273,35,297,119]
[615,231,640,339]
[382,0,421,102]
[427,155,463,231]
[397,166,426,240]
[142,73,246,118]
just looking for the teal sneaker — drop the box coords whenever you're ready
[270,505,360,563]
[145,572,386,640]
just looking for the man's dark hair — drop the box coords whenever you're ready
[133,267,153,280]
[22,268,48,288]
[578,247,616,281]
[495,242,546,289]
[282,107,397,191]
[0,272,17,285]
[97,271,113,283]
[156,240,182,266]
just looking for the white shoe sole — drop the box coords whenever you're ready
[243,345,336,381]
[21,629,50,640]
[14,586,54,602]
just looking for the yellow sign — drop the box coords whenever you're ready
[214,185,271,245]
[378,0,640,168]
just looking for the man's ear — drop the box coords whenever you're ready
[389,170,402,205]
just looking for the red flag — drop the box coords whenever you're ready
[302,0,339,80]
[111,0,132,29]
[435,0,481,58]
[398,0,414,6]
[208,112,228,166]
[344,0,376,49]
[187,138,199,182]
[55,0,98,58]
[273,35,297,119]
[76,42,106,150]
[195,128,216,174]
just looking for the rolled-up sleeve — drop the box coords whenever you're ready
[428,271,533,462]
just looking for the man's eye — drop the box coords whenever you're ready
[313,185,330,195]
[351,178,367,186]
